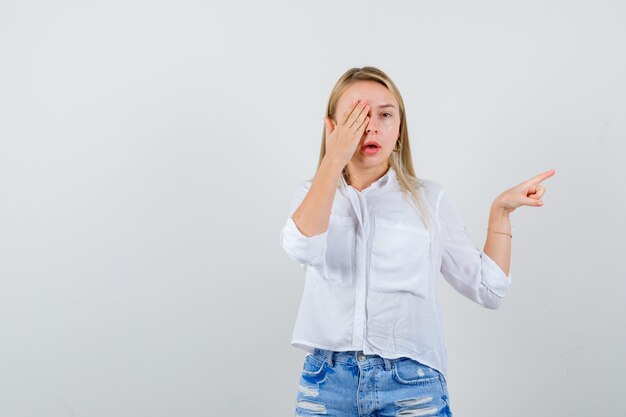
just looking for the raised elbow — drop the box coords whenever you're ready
[279,217,328,267]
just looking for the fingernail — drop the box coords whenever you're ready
[538,201,543,206]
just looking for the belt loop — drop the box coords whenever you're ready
[325,350,334,367]
[383,357,391,371]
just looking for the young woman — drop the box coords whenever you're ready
[279,66,554,417]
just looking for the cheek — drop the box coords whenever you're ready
[380,122,400,138]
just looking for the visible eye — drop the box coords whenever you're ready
[382,112,392,118]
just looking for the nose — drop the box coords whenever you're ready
[365,119,378,134]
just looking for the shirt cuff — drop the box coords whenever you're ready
[480,250,512,298]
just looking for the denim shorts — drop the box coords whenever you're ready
[295,348,453,417]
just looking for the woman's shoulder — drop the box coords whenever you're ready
[415,177,445,200]
[297,178,314,193]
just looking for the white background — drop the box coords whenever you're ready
[1,0,624,416]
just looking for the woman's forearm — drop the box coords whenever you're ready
[291,156,345,237]
[481,168,555,277]
[483,203,512,276]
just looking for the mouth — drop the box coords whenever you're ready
[361,141,381,155]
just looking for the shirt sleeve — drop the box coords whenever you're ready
[436,187,512,309]
[278,180,328,269]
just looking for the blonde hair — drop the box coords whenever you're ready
[313,66,434,235]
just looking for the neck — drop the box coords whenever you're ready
[345,162,390,191]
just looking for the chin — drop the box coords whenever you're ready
[351,158,387,169]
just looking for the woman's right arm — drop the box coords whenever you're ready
[290,157,345,237]
[279,99,370,267]
[291,99,371,237]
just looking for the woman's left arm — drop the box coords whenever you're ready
[484,169,556,276]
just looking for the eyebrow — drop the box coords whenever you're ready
[377,104,396,109]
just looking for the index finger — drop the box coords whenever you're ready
[523,169,556,186]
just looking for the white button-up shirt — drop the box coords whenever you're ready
[279,166,512,380]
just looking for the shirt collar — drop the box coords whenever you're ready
[341,165,397,191]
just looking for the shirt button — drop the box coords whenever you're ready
[357,353,366,361]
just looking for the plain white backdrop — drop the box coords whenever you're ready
[1,0,624,415]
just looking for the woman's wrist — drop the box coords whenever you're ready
[320,155,347,176]
[488,201,512,236]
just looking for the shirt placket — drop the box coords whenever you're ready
[346,187,372,349]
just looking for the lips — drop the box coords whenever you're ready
[361,140,381,155]
[361,140,381,150]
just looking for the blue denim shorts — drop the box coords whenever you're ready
[295,348,453,417]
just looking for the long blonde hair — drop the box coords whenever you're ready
[313,66,434,235]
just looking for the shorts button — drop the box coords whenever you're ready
[357,353,366,361]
